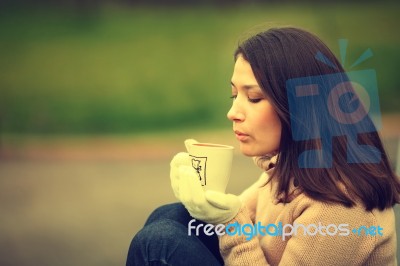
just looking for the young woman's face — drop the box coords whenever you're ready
[227,55,282,157]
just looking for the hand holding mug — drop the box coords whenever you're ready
[169,139,241,224]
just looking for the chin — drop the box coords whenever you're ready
[239,143,276,157]
[239,144,259,157]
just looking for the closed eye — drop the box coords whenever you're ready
[248,98,262,103]
[230,95,262,103]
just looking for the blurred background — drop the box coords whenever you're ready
[0,0,399,265]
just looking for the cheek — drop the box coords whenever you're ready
[258,111,282,150]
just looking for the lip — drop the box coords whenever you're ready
[234,130,250,141]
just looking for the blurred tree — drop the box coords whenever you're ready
[1,0,397,10]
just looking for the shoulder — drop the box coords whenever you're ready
[291,193,373,225]
[289,192,396,243]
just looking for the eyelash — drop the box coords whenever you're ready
[230,95,262,103]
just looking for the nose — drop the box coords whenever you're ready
[227,100,245,122]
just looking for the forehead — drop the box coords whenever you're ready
[231,55,258,86]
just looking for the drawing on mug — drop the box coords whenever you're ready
[190,156,207,186]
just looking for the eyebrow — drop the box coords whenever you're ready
[230,81,260,90]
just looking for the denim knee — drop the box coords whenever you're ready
[145,203,191,226]
[134,219,181,248]
[128,220,175,266]
[127,219,221,266]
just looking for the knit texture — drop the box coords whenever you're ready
[219,168,398,265]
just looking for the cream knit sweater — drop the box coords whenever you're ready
[219,168,398,265]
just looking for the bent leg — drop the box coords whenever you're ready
[144,202,193,226]
[127,219,222,266]
[143,203,223,263]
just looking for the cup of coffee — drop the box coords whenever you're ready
[185,140,234,193]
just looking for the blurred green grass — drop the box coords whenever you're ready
[0,3,399,134]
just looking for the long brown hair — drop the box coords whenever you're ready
[235,27,400,211]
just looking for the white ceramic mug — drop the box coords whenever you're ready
[185,141,234,192]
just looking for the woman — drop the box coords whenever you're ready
[127,27,400,265]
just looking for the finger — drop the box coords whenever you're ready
[170,161,179,181]
[170,154,189,199]
[186,168,206,207]
[178,169,192,205]
[170,176,180,199]
[205,190,235,210]
[170,152,190,168]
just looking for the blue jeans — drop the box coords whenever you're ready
[126,203,224,266]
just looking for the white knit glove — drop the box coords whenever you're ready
[169,139,241,224]
[170,152,190,200]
